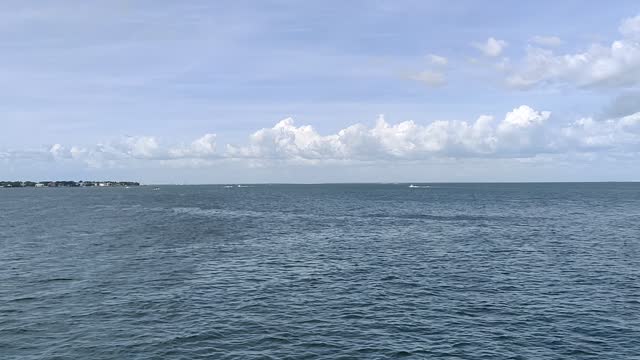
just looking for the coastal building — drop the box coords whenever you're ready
[1,180,139,188]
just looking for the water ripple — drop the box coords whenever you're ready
[1,183,639,359]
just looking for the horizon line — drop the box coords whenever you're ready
[3,180,640,186]
[146,181,640,185]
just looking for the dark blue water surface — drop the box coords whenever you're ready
[1,183,640,359]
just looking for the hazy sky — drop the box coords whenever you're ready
[2,1,640,183]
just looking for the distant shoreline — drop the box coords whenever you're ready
[0,181,140,188]
[2,181,638,188]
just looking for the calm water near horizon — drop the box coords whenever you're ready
[1,183,639,359]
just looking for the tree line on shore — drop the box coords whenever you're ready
[0,181,140,188]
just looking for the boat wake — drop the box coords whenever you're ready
[408,184,430,188]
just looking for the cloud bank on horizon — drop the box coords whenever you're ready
[3,104,639,168]
[2,2,640,181]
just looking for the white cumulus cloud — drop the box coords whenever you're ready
[226,106,554,161]
[560,112,640,152]
[473,37,508,57]
[168,134,217,159]
[40,133,220,167]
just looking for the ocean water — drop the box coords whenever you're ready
[1,183,639,359]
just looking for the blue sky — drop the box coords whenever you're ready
[2,1,640,182]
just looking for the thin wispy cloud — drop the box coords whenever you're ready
[530,35,563,47]
[428,54,448,66]
[507,15,640,89]
[407,70,446,87]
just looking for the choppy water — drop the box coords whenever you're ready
[1,183,640,359]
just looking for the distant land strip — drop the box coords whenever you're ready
[0,181,140,188]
